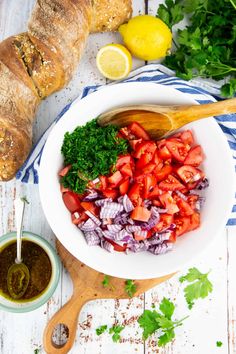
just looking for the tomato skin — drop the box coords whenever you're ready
[184,145,203,166]
[176,198,194,216]
[187,194,199,209]
[180,130,194,146]
[128,183,142,206]
[131,206,151,222]
[72,211,88,225]
[80,201,98,216]
[147,185,161,199]
[136,153,153,169]
[119,178,130,195]
[102,189,119,200]
[158,145,172,160]
[128,122,150,140]
[154,164,173,181]
[116,155,133,169]
[99,176,108,190]
[154,214,174,232]
[166,140,188,162]
[120,163,133,177]
[133,141,157,159]
[176,165,202,184]
[143,174,157,199]
[159,174,185,191]
[129,138,143,150]
[175,216,191,236]
[59,165,71,177]
[159,193,179,214]
[169,232,177,243]
[104,238,127,252]
[188,212,200,231]
[62,192,81,213]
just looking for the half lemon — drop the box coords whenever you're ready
[96,44,132,80]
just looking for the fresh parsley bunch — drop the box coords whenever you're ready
[157,0,236,97]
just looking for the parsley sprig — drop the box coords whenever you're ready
[138,298,188,347]
[61,119,128,193]
[96,325,108,336]
[125,280,137,298]
[179,267,213,309]
[109,325,125,342]
[157,0,236,96]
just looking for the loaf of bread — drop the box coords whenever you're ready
[0,0,132,181]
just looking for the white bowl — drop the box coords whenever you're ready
[39,82,235,279]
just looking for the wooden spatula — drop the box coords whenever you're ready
[97,98,236,139]
[43,240,174,354]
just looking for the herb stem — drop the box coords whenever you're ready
[229,0,236,10]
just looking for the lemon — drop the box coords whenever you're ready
[96,44,132,80]
[119,15,172,61]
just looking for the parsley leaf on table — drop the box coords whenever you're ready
[157,0,236,96]
[138,297,188,347]
[102,275,110,288]
[216,341,223,347]
[179,267,213,309]
[96,325,108,336]
[109,325,125,343]
[125,279,137,298]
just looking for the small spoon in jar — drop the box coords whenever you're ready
[7,198,30,300]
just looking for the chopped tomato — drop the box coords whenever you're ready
[102,189,119,199]
[129,138,143,150]
[134,232,148,241]
[187,194,199,209]
[120,163,133,177]
[169,232,177,243]
[118,127,134,140]
[176,198,194,216]
[180,130,194,146]
[116,154,133,169]
[159,174,185,191]
[177,165,202,184]
[154,214,174,232]
[133,141,156,159]
[158,145,172,160]
[159,193,179,214]
[136,153,153,169]
[80,201,98,216]
[166,140,189,162]
[188,212,200,231]
[59,165,71,177]
[99,176,108,190]
[119,178,130,195]
[71,211,88,225]
[175,216,191,236]
[131,206,151,222]
[128,122,150,140]
[143,175,157,199]
[108,171,123,187]
[152,151,163,165]
[60,184,70,193]
[128,183,142,206]
[105,238,127,252]
[62,192,81,213]
[147,185,161,199]
[184,145,203,166]
[141,162,156,174]
[154,164,173,181]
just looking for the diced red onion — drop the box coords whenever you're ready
[114,212,129,225]
[80,218,96,231]
[100,203,123,218]
[95,198,113,206]
[127,218,135,225]
[73,211,80,219]
[126,225,142,233]
[102,230,115,239]
[95,227,104,238]
[117,196,124,204]
[148,242,173,255]
[102,218,113,226]
[85,210,101,226]
[143,199,152,207]
[115,228,130,241]
[102,240,114,253]
[128,241,149,252]
[107,224,122,233]
[141,207,160,230]
[92,178,100,184]
[176,190,188,201]
[84,231,100,246]
[135,230,148,238]
[123,194,134,212]
[83,190,99,201]
[196,178,209,190]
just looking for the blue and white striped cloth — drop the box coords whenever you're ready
[16,64,236,226]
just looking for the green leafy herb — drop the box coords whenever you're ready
[125,279,137,297]
[216,341,223,347]
[109,325,125,342]
[179,267,213,309]
[21,196,29,204]
[138,297,188,347]
[61,119,128,193]
[102,275,110,288]
[96,325,108,336]
[157,0,236,96]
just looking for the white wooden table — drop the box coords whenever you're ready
[0,1,235,353]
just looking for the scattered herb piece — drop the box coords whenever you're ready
[109,325,125,343]
[138,297,188,347]
[102,275,110,288]
[21,196,29,204]
[216,341,223,347]
[61,119,128,193]
[179,267,213,309]
[125,279,137,298]
[157,0,236,96]
[96,325,108,336]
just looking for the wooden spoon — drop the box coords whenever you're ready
[97,98,236,139]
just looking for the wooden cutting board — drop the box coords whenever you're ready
[43,240,174,354]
